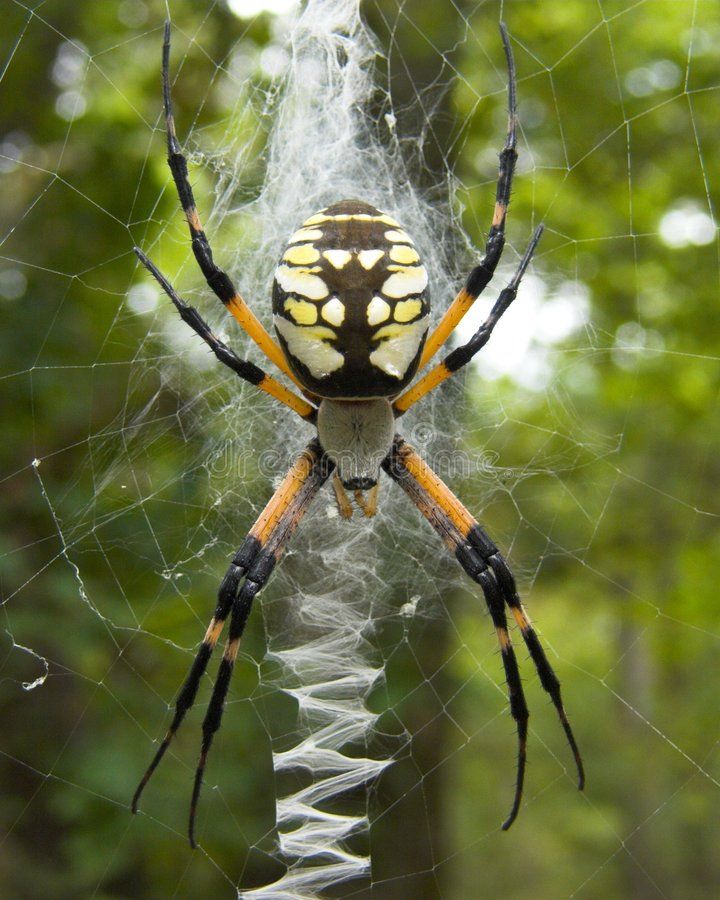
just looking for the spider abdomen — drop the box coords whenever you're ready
[272,200,430,398]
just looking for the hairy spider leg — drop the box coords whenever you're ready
[393,225,542,416]
[382,437,584,830]
[331,472,354,519]
[134,249,316,422]
[418,22,519,371]
[132,439,333,848]
[355,482,380,517]
[331,474,380,520]
[160,21,305,391]
[463,524,585,791]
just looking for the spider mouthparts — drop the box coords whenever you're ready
[343,476,377,491]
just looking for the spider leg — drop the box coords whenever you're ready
[418,22,518,371]
[160,21,303,389]
[134,248,316,422]
[465,526,585,789]
[355,483,379,517]
[393,225,542,416]
[332,472,354,519]
[131,439,333,848]
[382,436,583,829]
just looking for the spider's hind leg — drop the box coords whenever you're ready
[383,435,584,829]
[469,527,585,789]
[131,439,334,847]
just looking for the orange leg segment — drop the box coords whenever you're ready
[132,439,333,846]
[383,436,584,829]
[161,21,305,392]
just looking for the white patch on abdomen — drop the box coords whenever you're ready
[367,295,390,326]
[358,249,385,269]
[381,265,428,299]
[369,315,429,379]
[323,249,352,269]
[321,297,345,326]
[275,264,329,300]
[274,315,344,378]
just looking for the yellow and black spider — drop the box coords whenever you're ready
[132,21,584,848]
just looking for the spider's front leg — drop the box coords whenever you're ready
[159,21,303,388]
[393,224,542,416]
[418,22,519,370]
[132,438,334,847]
[134,248,316,422]
[383,436,584,829]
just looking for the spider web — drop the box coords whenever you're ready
[2,0,719,897]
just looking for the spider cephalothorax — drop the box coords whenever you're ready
[132,21,584,849]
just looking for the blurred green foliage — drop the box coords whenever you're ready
[1,0,718,897]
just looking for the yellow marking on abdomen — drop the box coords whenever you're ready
[369,316,430,379]
[274,315,344,379]
[284,244,320,265]
[303,213,329,226]
[394,299,423,322]
[289,227,323,243]
[389,244,419,264]
[385,229,412,243]
[373,323,405,341]
[303,211,402,228]
[284,297,318,325]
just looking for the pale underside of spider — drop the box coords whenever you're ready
[132,21,584,849]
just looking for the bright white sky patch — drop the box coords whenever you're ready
[611,321,664,370]
[659,201,715,248]
[165,317,217,371]
[259,44,290,77]
[55,91,87,122]
[127,282,158,314]
[625,59,681,97]
[51,40,87,89]
[455,273,590,390]
[227,0,298,18]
